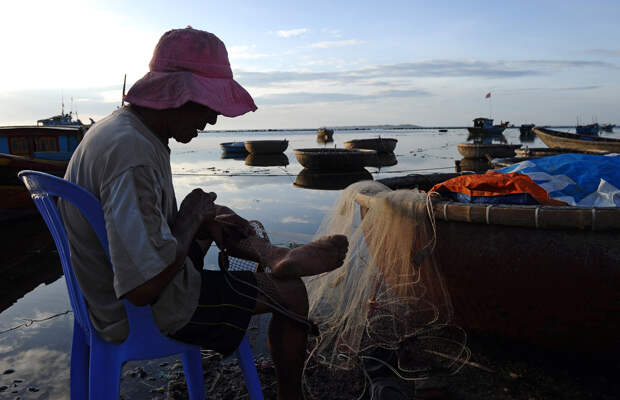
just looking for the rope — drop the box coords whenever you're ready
[0,310,72,335]
[171,165,457,177]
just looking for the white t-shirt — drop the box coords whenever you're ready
[58,107,201,343]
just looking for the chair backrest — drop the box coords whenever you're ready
[18,170,110,343]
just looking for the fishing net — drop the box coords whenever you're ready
[303,181,469,387]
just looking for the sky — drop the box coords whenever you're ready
[0,0,618,129]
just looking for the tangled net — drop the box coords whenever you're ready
[303,181,469,394]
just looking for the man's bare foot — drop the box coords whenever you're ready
[271,235,349,279]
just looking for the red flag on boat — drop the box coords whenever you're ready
[485,92,491,98]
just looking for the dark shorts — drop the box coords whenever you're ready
[170,270,258,356]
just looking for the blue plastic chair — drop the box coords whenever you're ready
[18,170,264,400]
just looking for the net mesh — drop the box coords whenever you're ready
[303,180,469,381]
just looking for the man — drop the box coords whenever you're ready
[59,27,348,400]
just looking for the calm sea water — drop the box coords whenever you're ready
[0,127,617,398]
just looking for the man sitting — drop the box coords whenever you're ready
[59,27,348,400]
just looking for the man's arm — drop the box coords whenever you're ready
[124,189,216,306]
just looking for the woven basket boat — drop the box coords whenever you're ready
[457,143,521,159]
[355,173,620,357]
[293,148,376,171]
[294,168,372,190]
[243,140,288,154]
[344,138,398,153]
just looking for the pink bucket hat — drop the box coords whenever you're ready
[124,27,257,117]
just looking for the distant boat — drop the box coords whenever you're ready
[575,123,599,135]
[601,123,615,132]
[519,124,535,135]
[220,141,248,153]
[534,127,620,153]
[438,129,448,133]
[467,118,509,135]
[317,127,334,141]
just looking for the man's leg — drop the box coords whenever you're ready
[254,274,309,400]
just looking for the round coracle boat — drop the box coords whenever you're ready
[244,140,288,154]
[364,152,398,168]
[457,143,521,159]
[344,138,397,153]
[293,148,376,171]
[354,173,620,358]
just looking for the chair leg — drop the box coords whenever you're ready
[89,344,122,400]
[235,335,264,400]
[70,324,89,399]
[181,349,206,400]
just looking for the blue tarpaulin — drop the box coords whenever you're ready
[497,153,620,206]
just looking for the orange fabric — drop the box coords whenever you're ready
[430,171,567,206]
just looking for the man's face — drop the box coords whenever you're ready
[170,102,219,143]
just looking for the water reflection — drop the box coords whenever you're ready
[467,132,508,144]
[220,150,248,160]
[294,168,373,190]
[245,153,289,167]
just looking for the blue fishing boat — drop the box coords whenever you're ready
[220,141,248,153]
[575,123,599,135]
[467,117,509,135]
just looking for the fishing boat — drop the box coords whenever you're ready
[220,141,248,154]
[514,147,608,158]
[575,123,599,135]
[355,173,620,357]
[317,127,334,141]
[466,117,509,135]
[533,127,620,153]
[457,143,521,159]
[344,138,397,153]
[244,140,288,154]
[519,124,535,135]
[0,122,86,218]
[601,123,615,132]
[293,148,376,171]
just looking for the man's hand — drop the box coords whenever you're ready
[176,189,217,229]
[198,204,256,252]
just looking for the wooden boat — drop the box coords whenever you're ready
[533,127,620,153]
[355,173,620,357]
[467,118,509,135]
[294,168,372,190]
[293,148,376,171]
[575,123,599,135]
[457,143,521,159]
[514,147,608,158]
[344,138,397,153]
[220,141,248,153]
[0,124,83,217]
[317,127,334,141]
[364,152,398,168]
[243,140,288,154]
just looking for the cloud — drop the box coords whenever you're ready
[255,89,431,105]
[277,28,308,38]
[236,58,617,88]
[310,40,363,48]
[582,49,620,57]
[228,45,269,60]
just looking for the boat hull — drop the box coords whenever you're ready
[534,127,620,153]
[467,126,507,135]
[457,143,521,159]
